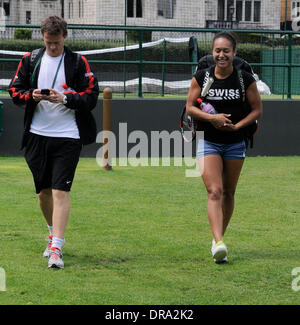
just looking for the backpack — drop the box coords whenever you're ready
[180,55,259,147]
[29,48,81,88]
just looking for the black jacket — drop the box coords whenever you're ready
[9,46,99,149]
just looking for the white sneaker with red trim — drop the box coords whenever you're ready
[43,235,53,258]
[48,247,64,269]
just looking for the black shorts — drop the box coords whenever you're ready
[25,133,82,194]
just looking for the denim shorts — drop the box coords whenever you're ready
[196,139,246,159]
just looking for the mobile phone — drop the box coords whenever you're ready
[41,89,50,96]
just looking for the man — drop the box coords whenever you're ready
[9,16,99,269]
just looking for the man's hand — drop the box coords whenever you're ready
[32,89,51,102]
[32,89,65,103]
[48,89,65,103]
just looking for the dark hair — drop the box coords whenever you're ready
[41,16,67,36]
[212,31,237,51]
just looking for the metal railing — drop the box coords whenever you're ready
[206,20,239,29]
[0,25,299,98]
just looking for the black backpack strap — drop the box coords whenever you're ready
[74,52,81,77]
[208,65,215,78]
[237,69,246,102]
[237,69,258,149]
[30,48,42,67]
[200,66,214,98]
[30,48,44,88]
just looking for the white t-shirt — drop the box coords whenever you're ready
[30,52,80,139]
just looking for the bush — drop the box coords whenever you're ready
[14,29,32,40]
[0,38,267,75]
[234,32,269,44]
[126,30,152,43]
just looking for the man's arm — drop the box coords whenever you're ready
[63,55,99,112]
[8,53,35,106]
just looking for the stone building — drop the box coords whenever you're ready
[0,0,285,39]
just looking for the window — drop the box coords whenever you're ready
[68,0,73,19]
[127,0,143,18]
[254,1,260,22]
[292,2,300,18]
[79,0,84,17]
[127,0,134,17]
[236,1,243,22]
[292,1,300,10]
[0,0,10,16]
[157,0,173,19]
[227,0,234,21]
[217,0,225,20]
[136,0,142,18]
[245,1,252,21]
[165,0,173,18]
[26,11,31,24]
[217,0,261,23]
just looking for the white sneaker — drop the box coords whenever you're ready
[211,239,228,263]
[48,247,64,269]
[43,235,53,258]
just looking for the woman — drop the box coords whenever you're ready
[186,31,262,263]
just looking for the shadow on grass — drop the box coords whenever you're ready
[60,246,295,270]
[229,248,298,264]
[63,252,129,269]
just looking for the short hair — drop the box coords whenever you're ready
[212,31,237,51]
[41,16,68,36]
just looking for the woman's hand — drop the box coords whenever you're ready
[218,124,241,132]
[210,113,233,129]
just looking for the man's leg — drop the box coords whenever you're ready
[38,188,54,257]
[38,188,53,227]
[48,190,70,269]
[52,189,70,240]
[48,138,81,268]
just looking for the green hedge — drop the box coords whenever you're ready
[0,38,266,75]
[14,29,32,40]
[0,39,121,52]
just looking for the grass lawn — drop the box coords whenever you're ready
[0,156,299,305]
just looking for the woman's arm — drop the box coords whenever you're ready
[186,77,232,128]
[222,81,262,132]
[236,81,262,129]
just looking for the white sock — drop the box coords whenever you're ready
[47,225,53,235]
[52,237,65,251]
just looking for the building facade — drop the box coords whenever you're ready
[281,0,300,30]
[0,0,285,31]
[0,0,61,25]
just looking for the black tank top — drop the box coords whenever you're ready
[194,67,256,144]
